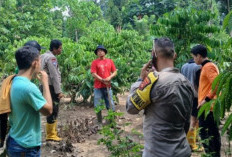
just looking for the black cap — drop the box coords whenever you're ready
[94,45,107,55]
[24,40,45,51]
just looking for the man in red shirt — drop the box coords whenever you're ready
[91,45,117,123]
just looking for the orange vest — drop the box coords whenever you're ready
[198,62,219,106]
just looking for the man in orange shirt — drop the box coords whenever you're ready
[191,45,221,157]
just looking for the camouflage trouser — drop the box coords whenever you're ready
[40,85,59,124]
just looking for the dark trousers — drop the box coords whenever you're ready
[40,85,59,124]
[199,112,221,157]
[0,113,8,147]
[192,97,198,117]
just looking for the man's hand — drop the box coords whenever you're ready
[104,76,111,82]
[102,79,110,85]
[36,71,48,85]
[58,93,64,99]
[140,60,153,80]
[197,100,206,109]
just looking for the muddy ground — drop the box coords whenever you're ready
[41,93,232,157]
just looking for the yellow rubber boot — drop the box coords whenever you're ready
[187,128,198,151]
[196,122,200,142]
[46,121,62,141]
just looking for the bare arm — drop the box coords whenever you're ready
[126,61,153,114]
[37,71,53,116]
[104,70,117,82]
[140,60,153,80]
[111,70,117,79]
[91,72,104,82]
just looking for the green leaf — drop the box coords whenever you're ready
[198,101,211,118]
[223,11,232,30]
[213,99,220,126]
[212,73,222,91]
[221,113,232,136]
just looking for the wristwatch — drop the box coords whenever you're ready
[205,97,211,102]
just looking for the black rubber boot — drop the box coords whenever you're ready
[96,111,102,123]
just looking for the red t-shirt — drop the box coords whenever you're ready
[91,58,116,88]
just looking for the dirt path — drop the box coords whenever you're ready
[41,93,232,157]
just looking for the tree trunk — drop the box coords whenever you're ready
[116,25,121,32]
[75,29,78,42]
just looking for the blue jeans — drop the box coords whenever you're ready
[6,136,41,157]
[94,88,115,111]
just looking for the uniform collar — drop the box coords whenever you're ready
[201,60,211,67]
[188,58,194,64]
[160,67,179,73]
[46,50,55,57]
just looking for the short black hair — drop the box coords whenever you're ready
[49,39,62,51]
[191,44,207,58]
[24,40,42,51]
[154,37,175,59]
[15,46,40,70]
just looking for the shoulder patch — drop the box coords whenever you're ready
[51,58,57,67]
[139,72,158,90]
[130,72,158,111]
[139,77,151,90]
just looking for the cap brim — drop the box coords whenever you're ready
[94,48,107,55]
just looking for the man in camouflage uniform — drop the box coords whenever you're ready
[40,39,63,141]
[126,38,195,157]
